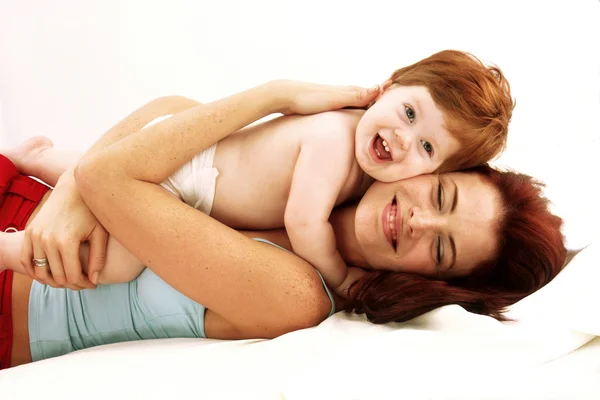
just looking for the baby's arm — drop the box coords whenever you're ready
[284,131,354,295]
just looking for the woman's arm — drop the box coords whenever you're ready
[81,95,201,167]
[55,95,201,184]
[21,96,201,289]
[75,81,377,337]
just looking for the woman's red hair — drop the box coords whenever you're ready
[346,165,567,324]
[389,50,515,172]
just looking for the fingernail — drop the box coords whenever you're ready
[92,272,99,284]
[369,85,379,92]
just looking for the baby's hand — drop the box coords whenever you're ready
[271,80,380,116]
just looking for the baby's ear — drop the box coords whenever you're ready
[380,80,393,93]
[367,80,394,108]
[373,80,393,101]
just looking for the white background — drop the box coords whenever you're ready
[1,0,599,247]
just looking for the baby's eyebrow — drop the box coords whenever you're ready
[413,97,424,119]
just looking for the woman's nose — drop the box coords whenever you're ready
[407,207,445,237]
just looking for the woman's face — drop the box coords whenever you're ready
[354,172,502,278]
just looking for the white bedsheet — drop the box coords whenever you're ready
[1,306,598,399]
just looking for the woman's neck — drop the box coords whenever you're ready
[330,203,368,268]
[242,203,368,268]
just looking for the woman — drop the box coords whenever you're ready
[2,81,565,368]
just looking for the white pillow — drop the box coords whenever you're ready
[506,240,600,335]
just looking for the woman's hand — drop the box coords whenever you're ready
[271,80,380,116]
[21,171,108,289]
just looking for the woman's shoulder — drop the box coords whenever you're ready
[258,240,334,336]
[243,233,334,329]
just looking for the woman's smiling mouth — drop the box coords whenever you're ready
[382,195,401,250]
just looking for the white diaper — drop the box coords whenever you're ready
[142,115,219,215]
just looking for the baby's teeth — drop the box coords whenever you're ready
[376,149,381,157]
[381,139,390,153]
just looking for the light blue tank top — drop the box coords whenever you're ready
[28,238,336,362]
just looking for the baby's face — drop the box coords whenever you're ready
[355,85,460,182]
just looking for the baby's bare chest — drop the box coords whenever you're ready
[209,114,364,229]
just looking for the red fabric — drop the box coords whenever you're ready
[0,270,14,369]
[0,154,50,369]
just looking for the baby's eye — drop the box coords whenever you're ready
[421,140,433,155]
[405,106,415,123]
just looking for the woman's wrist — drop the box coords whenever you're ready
[257,80,291,116]
[261,79,380,116]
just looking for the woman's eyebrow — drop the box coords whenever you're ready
[448,178,458,270]
[449,236,456,271]
[451,178,458,213]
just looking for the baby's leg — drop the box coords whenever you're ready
[1,136,81,186]
[0,230,146,284]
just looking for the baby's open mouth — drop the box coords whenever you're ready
[372,134,392,162]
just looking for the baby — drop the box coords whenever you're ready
[1,50,513,295]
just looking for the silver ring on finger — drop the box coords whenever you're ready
[33,258,49,268]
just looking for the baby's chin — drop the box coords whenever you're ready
[355,140,406,182]
[362,163,406,183]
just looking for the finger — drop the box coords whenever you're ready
[46,240,85,290]
[353,85,380,105]
[345,85,366,92]
[30,232,75,289]
[32,263,55,287]
[31,230,52,285]
[20,229,36,279]
[43,236,68,287]
[61,237,96,289]
[34,260,82,290]
[87,226,109,285]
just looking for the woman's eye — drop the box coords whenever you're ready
[421,140,433,155]
[437,180,443,210]
[405,105,415,122]
[436,236,442,266]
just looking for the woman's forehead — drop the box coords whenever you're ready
[447,172,502,272]
[442,171,498,201]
